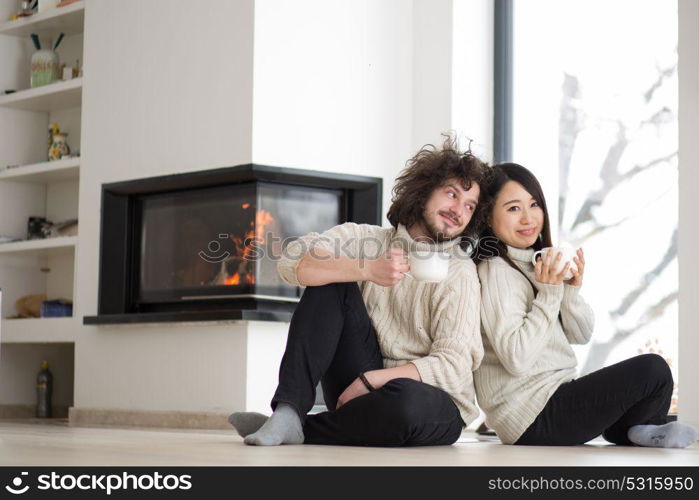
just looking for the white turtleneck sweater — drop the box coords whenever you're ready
[277,222,484,426]
[474,245,595,444]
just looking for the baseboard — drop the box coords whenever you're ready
[68,407,231,430]
[0,404,69,419]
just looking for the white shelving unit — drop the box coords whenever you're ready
[0,317,79,343]
[0,3,84,328]
[0,157,80,183]
[0,2,85,417]
[0,236,77,257]
[0,78,82,111]
[0,1,85,37]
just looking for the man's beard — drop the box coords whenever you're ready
[423,214,463,243]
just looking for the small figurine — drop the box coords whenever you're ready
[48,123,70,161]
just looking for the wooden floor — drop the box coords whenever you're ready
[0,420,698,466]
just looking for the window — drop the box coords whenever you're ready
[499,0,679,411]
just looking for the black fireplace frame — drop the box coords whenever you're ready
[83,164,382,325]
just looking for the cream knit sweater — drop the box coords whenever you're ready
[474,245,595,444]
[277,222,484,426]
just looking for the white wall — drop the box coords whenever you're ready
[244,321,287,412]
[74,323,250,413]
[452,0,494,160]
[412,0,453,151]
[678,0,699,428]
[252,0,493,222]
[74,0,256,413]
[412,0,494,158]
[252,0,414,222]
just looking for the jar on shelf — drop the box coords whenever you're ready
[48,132,70,161]
[30,49,60,88]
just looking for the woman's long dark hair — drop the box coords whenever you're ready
[473,163,553,266]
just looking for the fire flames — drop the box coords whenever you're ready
[221,204,275,286]
[224,273,240,285]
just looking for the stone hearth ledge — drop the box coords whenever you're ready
[68,408,231,430]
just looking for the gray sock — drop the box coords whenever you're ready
[628,422,698,448]
[228,412,268,438]
[243,403,304,446]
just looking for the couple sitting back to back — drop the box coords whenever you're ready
[230,135,697,449]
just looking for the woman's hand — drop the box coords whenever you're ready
[565,248,585,287]
[534,249,570,285]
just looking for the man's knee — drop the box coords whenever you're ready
[636,353,673,386]
[381,378,453,421]
[382,378,429,398]
[298,282,360,309]
[379,378,462,445]
[303,281,346,293]
[301,281,360,299]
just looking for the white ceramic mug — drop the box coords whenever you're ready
[531,243,578,280]
[404,251,450,282]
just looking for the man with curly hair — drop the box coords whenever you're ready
[229,136,489,446]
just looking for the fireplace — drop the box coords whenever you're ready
[83,164,381,324]
[138,182,342,301]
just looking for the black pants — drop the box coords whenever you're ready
[515,354,673,445]
[271,282,464,447]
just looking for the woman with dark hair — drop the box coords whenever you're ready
[473,163,697,447]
